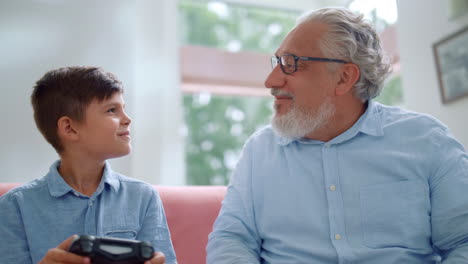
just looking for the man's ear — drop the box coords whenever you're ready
[335,63,360,96]
[57,116,79,142]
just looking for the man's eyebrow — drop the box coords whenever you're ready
[275,52,296,56]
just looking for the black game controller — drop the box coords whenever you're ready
[68,235,154,264]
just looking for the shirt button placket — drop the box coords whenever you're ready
[323,143,349,263]
[85,197,96,234]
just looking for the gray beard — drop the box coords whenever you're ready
[271,97,335,139]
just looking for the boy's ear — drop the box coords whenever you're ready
[57,116,79,141]
[335,63,360,96]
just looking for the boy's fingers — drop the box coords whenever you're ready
[147,252,165,264]
[43,248,90,264]
[57,235,79,250]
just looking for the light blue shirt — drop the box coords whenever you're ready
[0,161,176,264]
[207,101,468,264]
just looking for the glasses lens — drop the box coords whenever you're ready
[280,55,295,74]
[271,56,278,69]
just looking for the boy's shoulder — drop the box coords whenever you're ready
[108,171,156,193]
[0,177,48,201]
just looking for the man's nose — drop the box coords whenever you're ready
[264,64,285,89]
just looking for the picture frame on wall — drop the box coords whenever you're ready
[433,25,468,104]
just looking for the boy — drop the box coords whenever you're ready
[0,66,176,264]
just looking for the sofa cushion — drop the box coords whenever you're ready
[157,186,226,264]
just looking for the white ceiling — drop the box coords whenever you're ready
[222,0,353,11]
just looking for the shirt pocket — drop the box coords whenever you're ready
[360,180,431,250]
[104,228,138,239]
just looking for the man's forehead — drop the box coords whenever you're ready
[276,22,328,56]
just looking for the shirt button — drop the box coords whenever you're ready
[88,202,93,207]
[73,192,79,196]
[335,234,342,240]
[329,185,336,191]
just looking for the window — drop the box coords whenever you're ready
[179,1,298,185]
[179,0,402,185]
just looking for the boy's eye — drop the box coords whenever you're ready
[107,108,116,113]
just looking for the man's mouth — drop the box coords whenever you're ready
[271,88,294,99]
[274,95,293,100]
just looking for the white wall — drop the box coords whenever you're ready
[0,0,185,184]
[397,0,468,147]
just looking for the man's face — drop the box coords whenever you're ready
[75,92,132,160]
[265,22,338,138]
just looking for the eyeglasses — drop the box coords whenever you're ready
[271,54,347,74]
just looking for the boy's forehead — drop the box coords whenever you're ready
[87,92,125,109]
[95,92,124,103]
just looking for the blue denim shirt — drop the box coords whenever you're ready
[0,161,176,264]
[207,101,468,264]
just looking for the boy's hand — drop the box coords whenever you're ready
[39,235,90,264]
[145,252,165,264]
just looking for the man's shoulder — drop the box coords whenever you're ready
[239,125,287,157]
[377,103,448,132]
[247,125,277,144]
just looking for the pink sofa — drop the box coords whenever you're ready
[0,183,226,264]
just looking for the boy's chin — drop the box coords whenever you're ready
[120,146,132,156]
[107,146,132,159]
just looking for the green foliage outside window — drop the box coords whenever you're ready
[375,75,403,106]
[179,0,298,53]
[183,94,272,185]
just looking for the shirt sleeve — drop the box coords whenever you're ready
[207,141,261,264]
[429,129,468,263]
[0,192,33,264]
[136,187,177,264]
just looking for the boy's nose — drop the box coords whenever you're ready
[122,112,131,125]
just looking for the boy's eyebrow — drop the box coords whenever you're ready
[102,102,125,108]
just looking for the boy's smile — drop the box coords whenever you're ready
[117,130,131,140]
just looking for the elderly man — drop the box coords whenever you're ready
[207,7,468,264]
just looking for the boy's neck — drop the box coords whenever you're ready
[58,155,105,197]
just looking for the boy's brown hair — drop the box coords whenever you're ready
[31,66,124,153]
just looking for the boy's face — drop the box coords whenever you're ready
[75,92,132,160]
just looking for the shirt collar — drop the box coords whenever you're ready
[102,162,120,193]
[275,100,384,146]
[358,100,384,137]
[47,160,120,197]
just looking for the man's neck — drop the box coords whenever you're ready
[305,100,367,142]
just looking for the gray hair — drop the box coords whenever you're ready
[297,7,392,102]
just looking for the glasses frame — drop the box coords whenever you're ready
[271,54,348,74]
